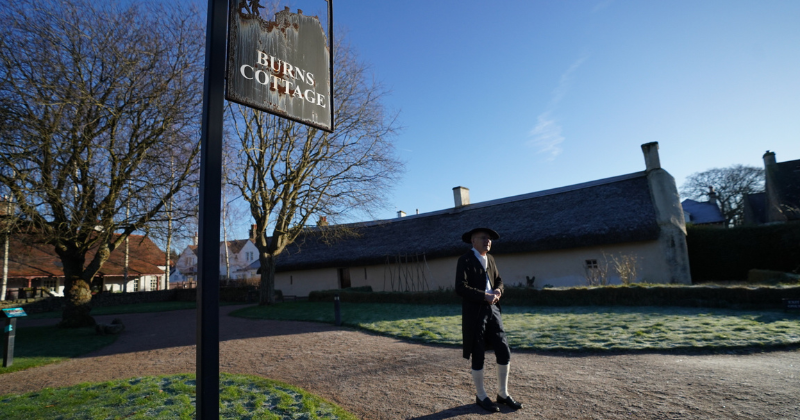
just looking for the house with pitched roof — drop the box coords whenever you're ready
[744,151,800,225]
[174,230,259,285]
[240,142,692,297]
[681,187,726,227]
[1,234,167,297]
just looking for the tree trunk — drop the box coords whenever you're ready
[58,255,96,328]
[258,253,276,305]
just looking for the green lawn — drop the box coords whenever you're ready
[231,302,800,351]
[0,326,117,374]
[0,373,358,420]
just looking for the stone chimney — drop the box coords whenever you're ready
[640,142,691,284]
[641,142,661,171]
[763,150,776,167]
[453,186,470,207]
[397,210,406,218]
[707,186,717,205]
[248,224,257,240]
[192,232,198,246]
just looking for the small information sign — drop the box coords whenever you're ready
[3,307,26,367]
[783,298,800,311]
[2,308,27,318]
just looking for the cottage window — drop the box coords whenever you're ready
[150,278,158,291]
[43,278,57,291]
[585,259,598,269]
[132,279,139,292]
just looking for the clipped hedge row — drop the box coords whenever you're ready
[687,223,800,282]
[309,285,800,310]
[309,287,459,305]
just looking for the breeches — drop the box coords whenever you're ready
[470,304,511,370]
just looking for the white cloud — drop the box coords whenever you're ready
[526,55,588,161]
[527,112,564,161]
[592,0,614,13]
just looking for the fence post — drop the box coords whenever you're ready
[334,294,341,326]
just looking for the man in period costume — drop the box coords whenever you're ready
[455,227,523,412]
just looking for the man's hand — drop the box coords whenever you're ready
[485,290,501,305]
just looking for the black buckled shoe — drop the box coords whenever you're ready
[476,396,500,412]
[497,394,523,410]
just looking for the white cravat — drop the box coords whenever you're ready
[472,248,492,293]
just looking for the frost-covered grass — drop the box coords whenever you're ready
[232,302,800,352]
[0,373,358,420]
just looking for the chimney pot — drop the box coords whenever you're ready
[397,210,406,218]
[641,142,661,171]
[707,186,717,205]
[763,150,776,166]
[453,186,470,207]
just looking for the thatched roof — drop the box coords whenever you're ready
[272,172,660,272]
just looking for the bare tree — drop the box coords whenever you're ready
[228,38,403,305]
[0,0,204,326]
[680,165,765,226]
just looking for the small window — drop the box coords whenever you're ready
[585,259,598,269]
[43,278,57,291]
[132,279,139,292]
[150,278,158,291]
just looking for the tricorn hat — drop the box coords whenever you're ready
[461,227,500,244]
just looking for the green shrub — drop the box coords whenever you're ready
[747,269,800,285]
[687,223,800,282]
[308,284,800,310]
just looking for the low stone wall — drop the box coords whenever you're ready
[0,296,65,314]
[0,290,178,314]
[0,286,258,314]
[175,286,256,303]
[91,290,178,307]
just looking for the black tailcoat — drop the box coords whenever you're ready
[455,250,504,360]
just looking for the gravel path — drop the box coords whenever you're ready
[2,305,799,419]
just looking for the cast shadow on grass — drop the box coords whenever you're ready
[12,304,344,359]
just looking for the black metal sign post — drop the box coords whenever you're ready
[2,307,27,367]
[197,0,227,418]
[196,0,334,417]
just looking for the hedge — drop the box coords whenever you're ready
[687,223,800,282]
[308,285,800,310]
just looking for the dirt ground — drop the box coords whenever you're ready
[3,305,799,420]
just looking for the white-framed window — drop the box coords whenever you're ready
[43,278,57,291]
[585,259,598,269]
[150,278,158,291]
[132,279,139,292]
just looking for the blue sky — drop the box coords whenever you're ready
[330,0,800,220]
[228,0,799,238]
